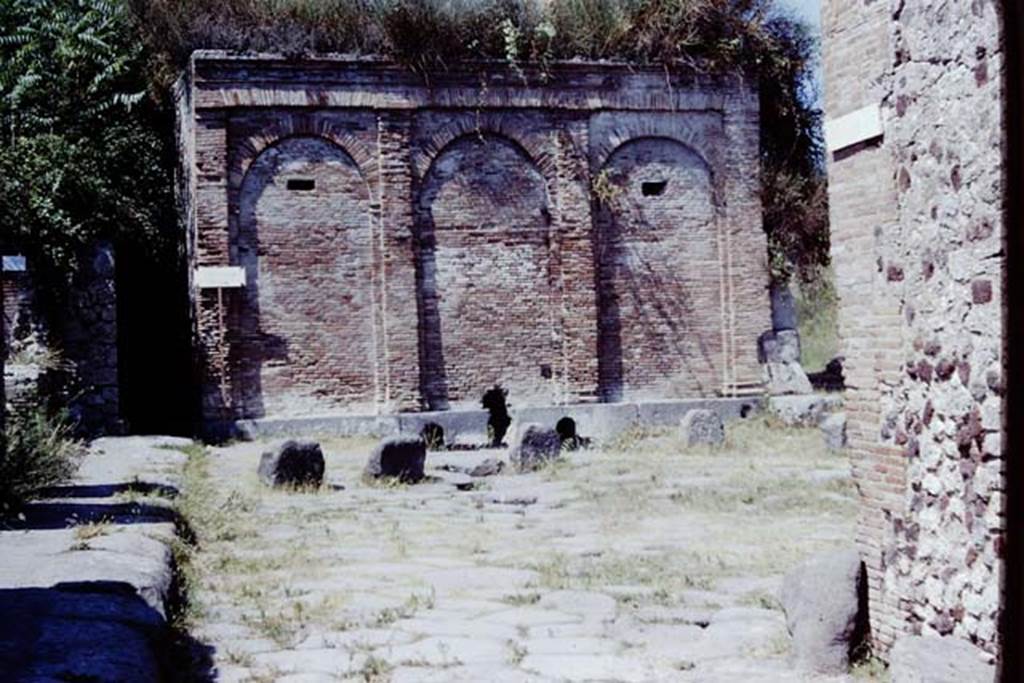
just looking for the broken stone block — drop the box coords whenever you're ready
[769,394,842,427]
[469,458,505,477]
[258,440,325,489]
[764,361,814,395]
[889,635,996,683]
[780,548,866,675]
[509,423,562,473]
[820,413,848,451]
[678,409,725,447]
[758,329,802,364]
[365,436,426,483]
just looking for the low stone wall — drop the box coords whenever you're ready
[222,396,762,444]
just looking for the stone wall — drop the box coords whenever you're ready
[177,54,770,426]
[0,245,121,435]
[822,0,1005,662]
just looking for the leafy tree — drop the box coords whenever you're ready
[0,0,174,286]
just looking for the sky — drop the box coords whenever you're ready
[775,0,823,107]
[777,0,821,33]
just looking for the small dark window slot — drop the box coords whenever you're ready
[641,180,667,197]
[286,178,316,191]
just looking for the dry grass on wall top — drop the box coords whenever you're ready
[131,0,809,81]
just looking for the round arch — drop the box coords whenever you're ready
[230,116,377,196]
[232,134,377,418]
[594,135,722,403]
[414,131,559,410]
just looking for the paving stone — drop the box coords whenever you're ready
[390,664,545,683]
[522,636,622,656]
[537,590,618,622]
[297,628,418,651]
[396,616,520,640]
[379,635,509,666]
[520,654,664,682]
[251,648,352,675]
[483,606,583,628]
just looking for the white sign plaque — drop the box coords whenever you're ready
[196,266,246,289]
[2,255,27,272]
[824,103,883,153]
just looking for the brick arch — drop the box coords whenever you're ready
[231,116,378,197]
[414,132,559,410]
[413,116,557,185]
[594,135,723,401]
[594,117,719,177]
[233,135,377,419]
[597,133,722,207]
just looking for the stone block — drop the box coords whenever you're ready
[509,423,563,473]
[764,361,813,395]
[258,440,325,488]
[889,635,995,683]
[679,409,725,447]
[780,548,866,674]
[365,436,426,483]
[769,394,842,427]
[820,413,847,451]
[759,329,801,364]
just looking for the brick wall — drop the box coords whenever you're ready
[822,0,1005,662]
[595,137,721,400]
[178,55,770,425]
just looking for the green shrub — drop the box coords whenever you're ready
[795,269,839,371]
[0,395,83,513]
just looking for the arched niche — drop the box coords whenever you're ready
[415,133,559,409]
[234,135,376,417]
[595,136,722,401]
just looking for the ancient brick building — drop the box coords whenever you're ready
[822,0,1006,665]
[176,53,769,428]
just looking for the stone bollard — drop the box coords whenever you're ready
[258,440,325,489]
[678,409,725,447]
[820,413,847,451]
[509,423,562,473]
[780,548,866,674]
[365,436,426,483]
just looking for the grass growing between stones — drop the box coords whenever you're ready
[172,418,858,680]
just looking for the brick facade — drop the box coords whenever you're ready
[176,54,770,425]
[822,0,1005,663]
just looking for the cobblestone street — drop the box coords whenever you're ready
[182,419,858,682]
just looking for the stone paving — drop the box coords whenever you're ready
[0,436,192,681]
[182,418,864,682]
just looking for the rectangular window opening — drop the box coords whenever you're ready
[286,178,316,191]
[641,180,668,197]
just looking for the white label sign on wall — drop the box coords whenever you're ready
[195,266,246,289]
[2,255,27,272]
[824,103,883,153]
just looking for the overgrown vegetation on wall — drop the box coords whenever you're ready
[1,0,826,283]
[128,0,829,283]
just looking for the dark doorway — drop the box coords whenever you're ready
[115,240,195,436]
